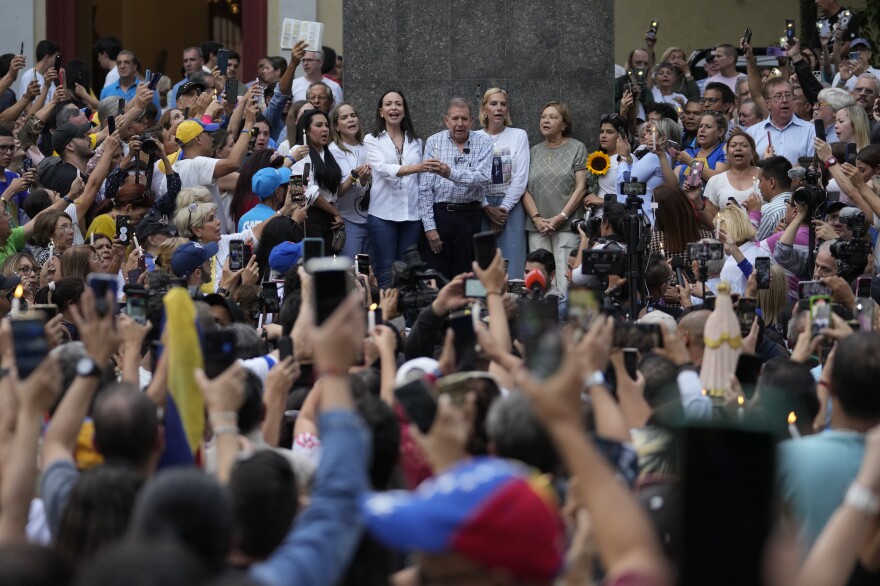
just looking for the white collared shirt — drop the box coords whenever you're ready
[720,240,759,295]
[363,131,423,222]
[747,115,816,166]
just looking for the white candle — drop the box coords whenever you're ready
[11,284,23,315]
[90,232,94,246]
[368,303,377,332]
[787,411,801,439]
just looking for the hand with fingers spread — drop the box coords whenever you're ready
[378,288,401,321]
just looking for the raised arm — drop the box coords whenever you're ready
[213,100,257,178]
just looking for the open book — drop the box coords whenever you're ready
[280,19,324,51]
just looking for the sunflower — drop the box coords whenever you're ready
[586,151,611,176]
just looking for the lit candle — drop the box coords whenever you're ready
[737,395,744,421]
[133,235,141,255]
[90,232,94,246]
[11,284,23,315]
[787,411,801,439]
[368,303,377,332]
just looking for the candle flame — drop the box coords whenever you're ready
[788,411,796,425]
[737,395,744,406]
[369,303,377,311]
[13,284,23,299]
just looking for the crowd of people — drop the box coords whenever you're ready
[1,2,880,584]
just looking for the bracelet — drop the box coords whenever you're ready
[531,213,541,220]
[240,129,251,134]
[209,411,238,424]
[213,425,240,436]
[559,210,569,220]
[486,291,503,298]
[216,287,230,296]
[844,482,880,515]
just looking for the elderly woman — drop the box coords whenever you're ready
[174,186,306,291]
[475,88,530,278]
[29,209,75,268]
[522,101,587,293]
[660,46,701,100]
[716,206,759,295]
[813,87,853,144]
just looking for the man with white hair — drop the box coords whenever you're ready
[815,87,855,144]
[851,73,879,117]
[291,50,343,104]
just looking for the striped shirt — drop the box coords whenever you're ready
[757,191,791,241]
[418,131,493,232]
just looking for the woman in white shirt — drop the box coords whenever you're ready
[329,102,373,260]
[363,90,433,287]
[702,131,761,215]
[475,88,530,278]
[291,109,344,252]
[716,205,759,295]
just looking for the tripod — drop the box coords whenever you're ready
[621,193,650,320]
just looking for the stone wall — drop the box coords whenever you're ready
[343,0,614,147]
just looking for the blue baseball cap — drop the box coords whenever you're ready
[252,167,292,199]
[171,241,219,277]
[268,241,304,274]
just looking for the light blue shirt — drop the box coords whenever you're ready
[746,115,816,167]
[616,151,674,224]
[100,79,162,111]
[238,203,275,233]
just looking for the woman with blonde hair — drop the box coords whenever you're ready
[835,104,871,151]
[715,206,758,295]
[475,88,530,277]
[756,262,787,330]
[659,46,700,99]
[154,237,190,273]
[59,245,102,283]
[329,101,373,259]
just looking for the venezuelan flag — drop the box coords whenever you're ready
[161,287,205,463]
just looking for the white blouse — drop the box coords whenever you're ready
[362,131,423,222]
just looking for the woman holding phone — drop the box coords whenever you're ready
[475,88,529,278]
[701,131,761,216]
[674,111,729,185]
[329,102,373,260]
[290,109,344,252]
[364,90,433,287]
[615,117,679,223]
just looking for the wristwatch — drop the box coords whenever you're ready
[844,482,880,515]
[216,287,230,296]
[76,357,103,378]
[824,156,838,169]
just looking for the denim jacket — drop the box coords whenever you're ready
[249,410,370,586]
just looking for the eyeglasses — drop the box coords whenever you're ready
[768,93,794,102]
[0,145,16,153]
[186,202,198,236]
[699,97,721,105]
[15,265,34,276]
[600,113,623,124]
[55,223,74,233]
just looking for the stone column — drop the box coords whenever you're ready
[342,0,614,145]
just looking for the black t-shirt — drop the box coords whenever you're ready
[46,161,89,197]
[814,6,861,49]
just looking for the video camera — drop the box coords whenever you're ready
[391,246,448,312]
[792,184,826,212]
[830,239,872,281]
[581,242,626,277]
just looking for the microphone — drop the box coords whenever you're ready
[670,256,687,287]
[524,269,546,297]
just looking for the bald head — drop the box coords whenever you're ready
[678,310,711,364]
[93,384,160,470]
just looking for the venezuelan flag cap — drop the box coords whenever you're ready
[362,457,564,582]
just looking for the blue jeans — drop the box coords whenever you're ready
[367,215,423,287]
[340,220,372,260]
[482,196,527,279]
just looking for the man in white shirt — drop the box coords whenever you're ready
[704,44,741,94]
[19,40,60,101]
[291,51,343,104]
[93,36,122,89]
[151,105,257,235]
[746,78,816,166]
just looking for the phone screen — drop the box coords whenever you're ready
[303,237,324,263]
[450,309,478,371]
[87,273,119,317]
[755,257,771,290]
[737,298,757,337]
[229,240,244,271]
[799,280,832,299]
[312,265,351,325]
[473,230,497,270]
[810,296,832,337]
[126,290,149,324]
[107,115,116,135]
[813,120,826,142]
[202,330,237,378]
[857,276,873,298]
[355,254,370,276]
[260,281,281,314]
[394,379,437,434]
[623,348,639,379]
[520,301,563,379]
[11,318,48,379]
[464,278,487,299]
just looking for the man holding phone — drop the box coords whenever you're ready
[171,241,219,289]
[746,78,816,166]
[418,98,493,279]
[99,50,161,110]
[832,38,879,91]
[46,122,94,196]
[18,39,60,103]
